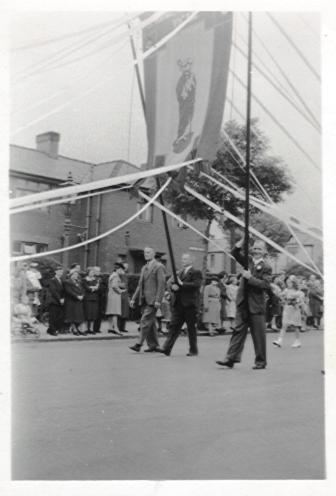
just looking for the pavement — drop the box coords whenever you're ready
[11,330,325,480]
[12,318,317,343]
[11,318,220,343]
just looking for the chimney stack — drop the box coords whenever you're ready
[36,131,60,158]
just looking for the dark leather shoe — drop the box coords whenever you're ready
[129,344,141,352]
[186,352,198,356]
[216,360,234,368]
[156,348,170,356]
[144,347,159,352]
[252,364,266,369]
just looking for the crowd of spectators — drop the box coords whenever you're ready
[10,260,323,339]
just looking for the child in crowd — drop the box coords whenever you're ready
[12,295,39,334]
[273,277,304,348]
[160,290,172,334]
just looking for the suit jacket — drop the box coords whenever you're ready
[232,246,272,315]
[47,277,64,306]
[133,260,166,306]
[171,266,202,308]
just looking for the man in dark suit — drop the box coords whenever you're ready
[158,252,202,356]
[216,238,272,369]
[129,247,166,352]
[47,266,65,336]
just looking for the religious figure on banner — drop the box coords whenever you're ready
[173,58,196,153]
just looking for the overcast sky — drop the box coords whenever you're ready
[9,10,321,227]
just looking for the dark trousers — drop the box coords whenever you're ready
[48,304,64,333]
[226,310,267,366]
[163,304,198,355]
[93,316,102,333]
[138,305,159,349]
[117,316,126,332]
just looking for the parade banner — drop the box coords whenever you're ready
[142,12,233,171]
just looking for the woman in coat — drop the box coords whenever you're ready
[83,267,100,334]
[64,271,85,335]
[225,276,238,329]
[105,263,125,335]
[203,277,221,336]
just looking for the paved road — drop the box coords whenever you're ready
[11,332,325,480]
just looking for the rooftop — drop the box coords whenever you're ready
[10,142,140,185]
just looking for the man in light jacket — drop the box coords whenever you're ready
[129,247,166,353]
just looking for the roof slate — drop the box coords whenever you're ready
[10,144,140,185]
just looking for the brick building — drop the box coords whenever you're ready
[10,131,206,274]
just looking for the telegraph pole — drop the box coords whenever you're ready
[244,12,253,269]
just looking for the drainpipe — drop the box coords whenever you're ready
[95,194,103,266]
[84,195,92,268]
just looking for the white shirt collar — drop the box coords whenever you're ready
[183,265,193,274]
[253,258,264,266]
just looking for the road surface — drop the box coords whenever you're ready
[11,332,325,480]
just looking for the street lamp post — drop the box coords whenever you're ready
[60,172,76,268]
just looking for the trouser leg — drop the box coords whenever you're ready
[117,316,125,332]
[57,306,64,331]
[146,318,159,349]
[48,305,58,333]
[138,305,157,346]
[184,306,198,354]
[163,306,185,354]
[250,314,267,366]
[93,317,101,332]
[225,311,248,362]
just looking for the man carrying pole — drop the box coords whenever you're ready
[216,12,272,370]
[215,237,272,369]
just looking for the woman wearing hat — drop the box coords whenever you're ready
[105,263,125,335]
[83,267,100,334]
[203,276,221,336]
[63,271,86,335]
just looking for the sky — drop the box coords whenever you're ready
[9,10,322,227]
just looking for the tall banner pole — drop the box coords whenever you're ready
[128,23,179,283]
[244,12,253,269]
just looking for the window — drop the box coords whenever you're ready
[12,241,48,256]
[287,243,299,255]
[15,187,50,213]
[131,252,145,274]
[136,202,153,222]
[210,254,216,269]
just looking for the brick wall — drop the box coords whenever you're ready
[87,190,207,275]
[10,177,220,276]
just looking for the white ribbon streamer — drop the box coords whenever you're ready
[10,185,130,215]
[10,158,201,209]
[214,133,323,274]
[10,178,171,263]
[139,191,236,261]
[135,12,199,63]
[185,184,322,276]
[206,169,323,242]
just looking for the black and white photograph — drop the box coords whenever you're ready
[1,0,336,493]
